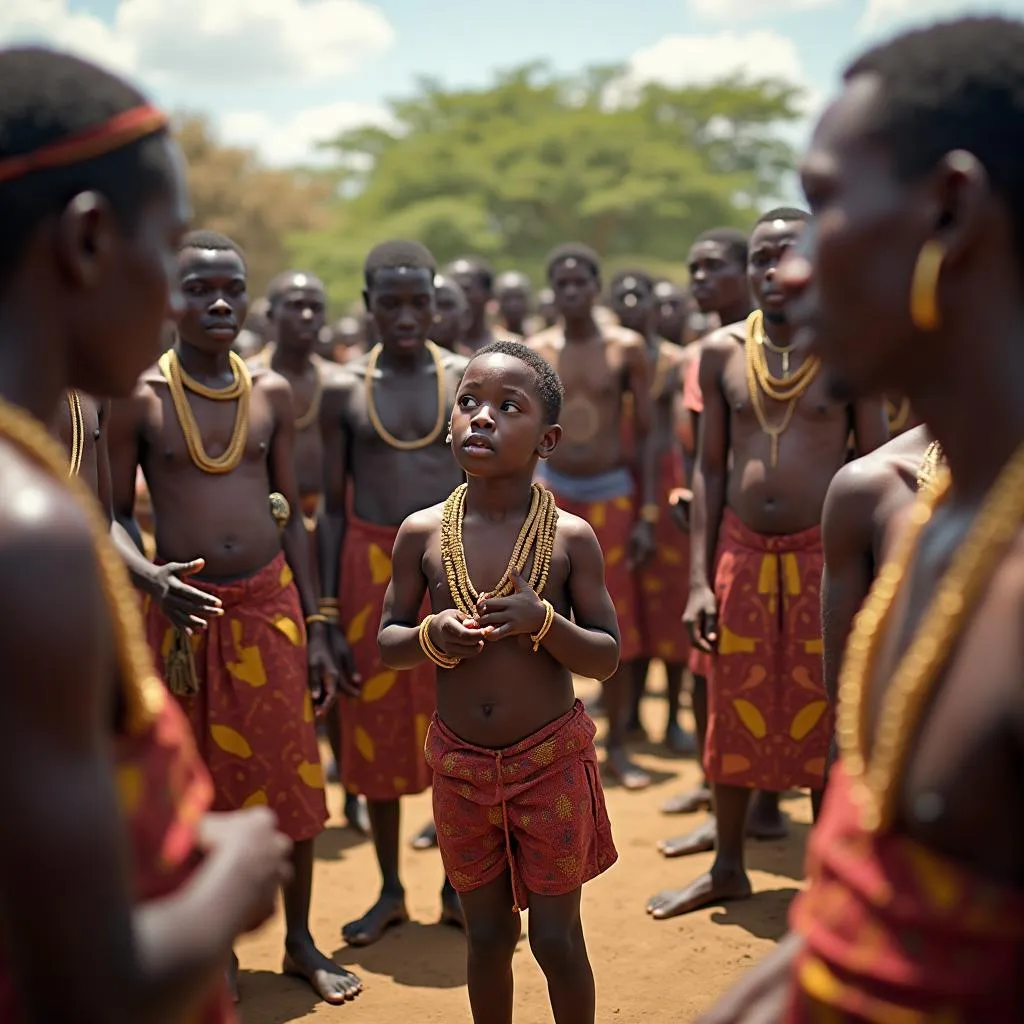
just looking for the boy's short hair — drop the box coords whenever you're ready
[469,339,564,424]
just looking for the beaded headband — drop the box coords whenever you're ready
[0,104,168,184]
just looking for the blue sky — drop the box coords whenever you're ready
[2,1,1018,165]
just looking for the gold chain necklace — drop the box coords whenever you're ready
[364,341,446,450]
[745,311,820,467]
[837,441,1024,832]
[159,349,251,474]
[0,395,164,733]
[66,389,84,478]
[758,325,795,378]
[440,482,558,617]
[255,344,323,431]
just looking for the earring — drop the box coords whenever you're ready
[910,239,945,331]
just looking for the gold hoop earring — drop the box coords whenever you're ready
[910,239,945,332]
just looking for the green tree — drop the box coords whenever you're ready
[289,62,804,308]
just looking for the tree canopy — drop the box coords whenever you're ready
[289,62,804,308]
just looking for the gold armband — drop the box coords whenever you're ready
[530,600,555,652]
[305,612,329,625]
[639,503,660,524]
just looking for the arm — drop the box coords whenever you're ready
[625,336,656,509]
[379,512,486,669]
[851,396,889,458]
[0,513,272,1024]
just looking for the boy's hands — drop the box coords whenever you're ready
[429,608,487,659]
[475,572,547,641]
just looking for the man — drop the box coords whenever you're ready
[700,17,1024,1021]
[447,255,497,352]
[528,243,657,789]
[647,209,888,918]
[329,314,367,364]
[536,286,558,329]
[608,269,695,753]
[0,47,293,1023]
[320,239,468,944]
[430,273,472,354]
[653,280,687,347]
[234,295,269,360]
[493,269,532,336]
[108,231,360,1006]
[661,227,755,819]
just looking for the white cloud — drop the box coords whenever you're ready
[0,0,394,85]
[219,100,393,167]
[688,0,835,20]
[861,0,1020,32]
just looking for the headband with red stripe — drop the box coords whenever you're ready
[0,104,168,185]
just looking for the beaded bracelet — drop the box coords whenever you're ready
[419,615,461,669]
[530,599,555,652]
[305,612,329,625]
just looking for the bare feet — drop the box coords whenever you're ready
[410,819,438,851]
[440,883,465,931]
[228,952,239,1004]
[605,745,651,790]
[664,721,696,756]
[746,791,789,840]
[283,937,362,1004]
[344,792,371,836]
[646,867,752,919]
[660,784,712,815]
[657,816,717,857]
[342,892,409,947]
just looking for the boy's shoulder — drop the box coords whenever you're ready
[398,500,446,539]
[553,504,598,546]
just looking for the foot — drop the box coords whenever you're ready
[283,938,362,1004]
[342,893,409,947]
[747,792,789,840]
[660,784,712,815]
[440,884,465,931]
[228,952,239,1004]
[663,721,696,756]
[605,745,651,790]
[410,819,438,851]
[646,867,752,919]
[657,816,717,858]
[344,793,371,836]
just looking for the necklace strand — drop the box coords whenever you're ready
[0,395,164,733]
[66,389,84,478]
[365,341,446,450]
[440,483,559,617]
[159,349,252,474]
[837,442,1024,832]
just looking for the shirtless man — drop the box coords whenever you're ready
[701,17,1024,1020]
[493,269,532,336]
[447,256,497,351]
[320,240,468,945]
[652,280,687,347]
[528,243,657,790]
[430,273,472,354]
[608,269,696,753]
[661,227,754,819]
[109,231,360,1005]
[0,47,291,1023]
[647,209,887,918]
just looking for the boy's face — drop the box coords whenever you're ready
[451,353,559,476]
[177,247,248,352]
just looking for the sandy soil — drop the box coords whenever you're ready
[237,672,811,1023]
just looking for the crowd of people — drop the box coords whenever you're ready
[1,11,1023,1024]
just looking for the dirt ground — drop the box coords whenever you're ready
[237,671,812,1023]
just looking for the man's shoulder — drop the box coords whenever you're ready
[703,321,746,355]
[526,325,562,350]
[604,323,645,351]
[437,347,470,375]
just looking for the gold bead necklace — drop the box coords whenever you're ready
[837,441,1024,832]
[159,348,251,474]
[745,309,820,467]
[365,341,446,450]
[916,440,945,493]
[66,389,84,478]
[440,482,558,617]
[0,394,164,734]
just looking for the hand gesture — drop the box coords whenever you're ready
[684,582,718,653]
[628,519,656,569]
[198,808,293,934]
[154,558,223,632]
[476,572,546,642]
[306,624,339,715]
[429,608,488,659]
[327,625,363,698]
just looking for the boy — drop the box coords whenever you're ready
[108,231,361,1006]
[379,340,619,1024]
